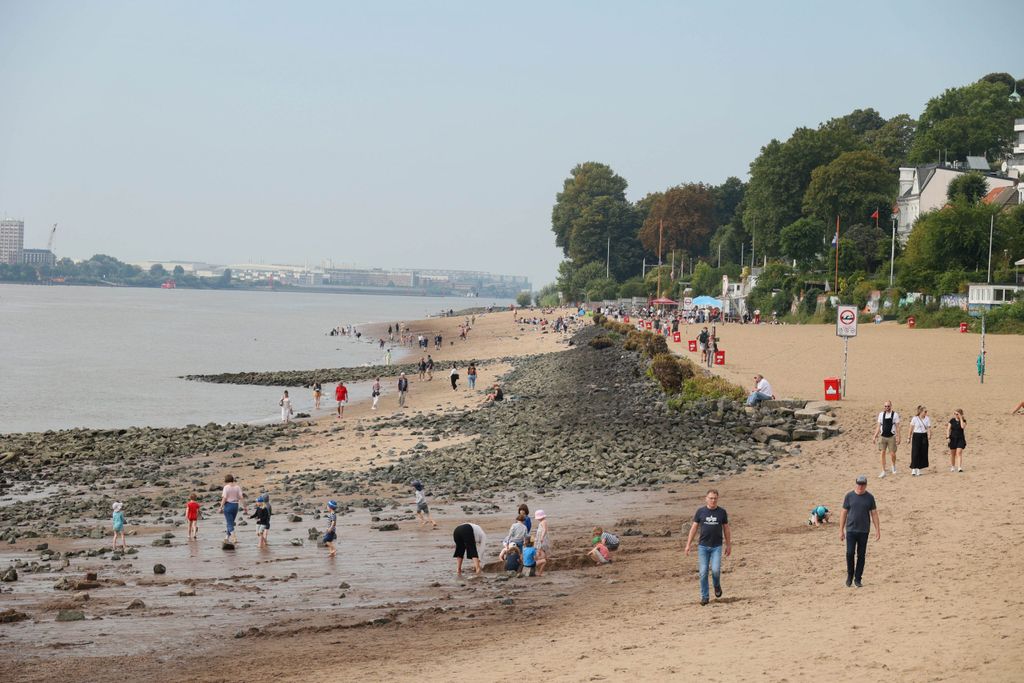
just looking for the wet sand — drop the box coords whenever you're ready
[6,314,1024,682]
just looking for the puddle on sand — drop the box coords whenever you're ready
[0,489,681,660]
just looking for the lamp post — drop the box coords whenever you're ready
[889,214,897,287]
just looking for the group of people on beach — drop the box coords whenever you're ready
[871,400,968,477]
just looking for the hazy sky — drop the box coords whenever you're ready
[0,1,1016,286]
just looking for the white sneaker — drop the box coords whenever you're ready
[950,466,956,472]
[892,466,897,474]
[957,468,963,472]
[879,471,886,478]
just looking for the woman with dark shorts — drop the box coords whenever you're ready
[947,408,967,472]
[452,522,487,576]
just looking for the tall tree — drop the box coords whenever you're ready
[637,183,716,259]
[551,162,629,255]
[551,162,641,281]
[908,78,1024,163]
[864,114,916,168]
[802,150,896,226]
[779,217,827,267]
[711,176,746,226]
[743,122,862,257]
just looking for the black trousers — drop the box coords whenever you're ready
[846,531,869,581]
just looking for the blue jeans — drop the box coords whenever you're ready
[468,375,476,389]
[746,390,772,406]
[697,544,722,600]
[223,502,239,536]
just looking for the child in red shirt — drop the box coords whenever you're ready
[186,493,201,540]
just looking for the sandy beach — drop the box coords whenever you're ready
[4,311,1024,682]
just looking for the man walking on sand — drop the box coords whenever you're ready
[685,489,732,605]
[840,475,880,588]
[397,372,409,408]
[872,400,900,478]
[335,381,348,418]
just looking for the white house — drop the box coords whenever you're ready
[896,159,1015,242]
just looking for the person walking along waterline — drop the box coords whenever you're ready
[279,390,293,423]
[947,408,967,472]
[685,489,732,605]
[335,381,348,418]
[219,474,247,544]
[872,400,900,478]
[908,405,931,476]
[840,475,880,588]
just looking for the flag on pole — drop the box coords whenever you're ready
[870,209,880,220]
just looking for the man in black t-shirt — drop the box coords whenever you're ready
[684,489,732,605]
[840,475,881,588]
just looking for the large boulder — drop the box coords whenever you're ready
[752,427,790,444]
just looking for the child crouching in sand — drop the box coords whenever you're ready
[588,535,611,565]
[323,500,338,557]
[111,502,127,552]
[185,493,201,540]
[808,505,831,526]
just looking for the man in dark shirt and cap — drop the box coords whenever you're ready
[840,475,881,588]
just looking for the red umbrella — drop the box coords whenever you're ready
[649,297,678,305]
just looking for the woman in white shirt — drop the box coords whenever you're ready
[279,390,293,423]
[908,405,932,476]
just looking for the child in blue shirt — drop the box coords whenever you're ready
[808,505,830,526]
[522,537,537,577]
[323,500,338,557]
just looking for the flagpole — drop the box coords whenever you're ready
[657,219,664,299]
[889,213,897,287]
[834,215,840,292]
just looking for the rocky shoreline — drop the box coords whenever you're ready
[282,324,840,495]
[182,357,516,386]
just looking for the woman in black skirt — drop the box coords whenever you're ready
[908,405,932,476]
[947,408,967,472]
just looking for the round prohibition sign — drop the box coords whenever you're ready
[839,310,856,325]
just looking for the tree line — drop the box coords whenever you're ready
[0,254,234,289]
[543,72,1024,308]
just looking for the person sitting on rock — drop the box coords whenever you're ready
[484,384,504,402]
[746,374,775,406]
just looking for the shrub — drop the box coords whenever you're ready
[681,374,746,403]
[589,335,615,349]
[650,353,684,393]
[643,332,669,358]
[592,312,605,325]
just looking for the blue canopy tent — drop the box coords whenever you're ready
[692,295,722,307]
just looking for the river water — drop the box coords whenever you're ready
[0,284,504,433]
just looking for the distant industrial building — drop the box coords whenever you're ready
[0,219,25,265]
[22,248,56,267]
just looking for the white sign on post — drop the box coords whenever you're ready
[836,305,858,338]
[683,297,693,310]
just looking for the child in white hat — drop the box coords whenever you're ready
[111,502,127,552]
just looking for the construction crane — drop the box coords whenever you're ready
[47,223,57,255]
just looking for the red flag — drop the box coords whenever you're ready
[870,209,880,220]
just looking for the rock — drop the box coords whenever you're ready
[85,572,98,582]
[152,538,170,547]
[35,543,49,551]
[501,598,514,605]
[127,599,146,609]
[0,608,30,623]
[289,514,303,523]
[221,542,235,551]
[339,581,350,589]
[307,528,320,540]
[56,609,85,622]
[53,577,74,590]
[376,523,399,532]
[1,567,17,582]
[791,428,825,441]
[177,589,196,597]
[290,539,303,546]
[793,408,825,419]
[153,564,166,575]
[752,427,789,443]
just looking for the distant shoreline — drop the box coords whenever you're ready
[0,279,514,301]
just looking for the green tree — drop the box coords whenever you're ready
[898,202,1001,292]
[743,122,862,257]
[779,217,827,267]
[690,262,741,296]
[618,277,647,298]
[515,291,532,307]
[803,150,896,226]
[946,172,989,204]
[172,265,185,277]
[864,113,916,168]
[637,183,716,258]
[909,78,1024,163]
[149,263,167,276]
[711,176,746,226]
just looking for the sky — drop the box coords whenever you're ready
[0,1,1017,287]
